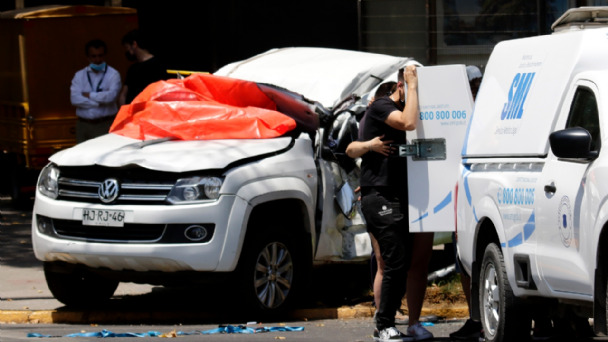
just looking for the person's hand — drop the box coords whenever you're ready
[370,135,394,156]
[354,186,361,201]
[82,92,90,98]
[404,64,418,89]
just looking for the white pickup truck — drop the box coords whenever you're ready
[32,47,423,314]
[456,6,608,341]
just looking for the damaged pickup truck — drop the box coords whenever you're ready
[32,47,419,313]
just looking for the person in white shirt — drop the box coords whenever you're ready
[70,39,121,143]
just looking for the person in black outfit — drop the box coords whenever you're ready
[119,29,168,105]
[346,65,419,342]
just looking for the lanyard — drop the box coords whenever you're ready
[86,66,107,92]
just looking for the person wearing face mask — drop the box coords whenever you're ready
[70,39,122,143]
[119,29,168,106]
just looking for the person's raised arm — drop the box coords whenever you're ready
[385,65,419,132]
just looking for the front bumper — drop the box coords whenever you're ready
[32,192,249,273]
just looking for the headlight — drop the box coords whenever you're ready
[167,176,223,203]
[38,164,60,199]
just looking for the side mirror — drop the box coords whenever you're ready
[549,127,598,159]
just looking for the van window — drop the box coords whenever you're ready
[566,87,601,152]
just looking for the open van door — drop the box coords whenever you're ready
[406,65,474,233]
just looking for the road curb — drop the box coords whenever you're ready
[0,305,469,324]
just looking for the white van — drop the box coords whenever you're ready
[456,6,608,341]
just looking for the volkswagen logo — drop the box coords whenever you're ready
[99,179,119,203]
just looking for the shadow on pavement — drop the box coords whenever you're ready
[40,263,374,324]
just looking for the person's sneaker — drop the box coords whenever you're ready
[376,327,414,341]
[406,322,433,341]
[449,319,483,340]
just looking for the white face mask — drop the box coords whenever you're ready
[89,62,106,72]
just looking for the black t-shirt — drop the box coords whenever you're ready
[359,97,408,191]
[125,57,168,103]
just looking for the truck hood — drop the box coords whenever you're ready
[49,133,293,173]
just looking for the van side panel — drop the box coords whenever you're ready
[462,30,608,158]
[458,160,546,298]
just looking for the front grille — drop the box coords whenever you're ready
[58,177,173,204]
[55,166,178,205]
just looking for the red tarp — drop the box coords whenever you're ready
[109,74,297,140]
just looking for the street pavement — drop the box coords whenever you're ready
[0,196,466,327]
[4,197,608,341]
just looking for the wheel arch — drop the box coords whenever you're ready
[218,178,316,271]
[593,220,608,334]
[237,177,315,236]
[247,199,312,238]
[244,198,314,268]
[470,216,501,321]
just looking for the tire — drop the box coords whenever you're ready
[237,232,305,315]
[44,262,119,307]
[479,243,531,342]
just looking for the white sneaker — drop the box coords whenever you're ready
[376,327,414,342]
[406,322,433,341]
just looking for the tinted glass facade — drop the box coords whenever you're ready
[360,0,599,68]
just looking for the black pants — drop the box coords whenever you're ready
[361,187,412,331]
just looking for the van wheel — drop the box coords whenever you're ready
[237,233,301,315]
[44,262,119,307]
[480,243,531,342]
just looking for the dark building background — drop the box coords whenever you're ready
[358,0,602,69]
[2,0,608,71]
[124,0,360,72]
[1,0,360,73]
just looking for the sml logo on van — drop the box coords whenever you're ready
[501,72,535,120]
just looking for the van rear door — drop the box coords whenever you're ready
[407,65,473,233]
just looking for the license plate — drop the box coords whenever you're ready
[81,208,126,227]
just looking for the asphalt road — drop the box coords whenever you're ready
[2,319,473,342]
[4,197,608,341]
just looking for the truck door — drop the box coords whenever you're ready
[535,81,600,295]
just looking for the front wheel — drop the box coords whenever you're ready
[236,233,305,315]
[44,262,119,307]
[479,243,531,342]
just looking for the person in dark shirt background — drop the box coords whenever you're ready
[119,29,168,105]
